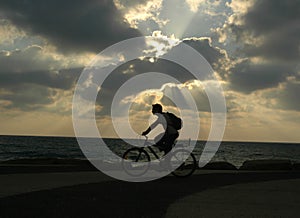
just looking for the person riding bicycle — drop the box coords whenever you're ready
[142,104,179,155]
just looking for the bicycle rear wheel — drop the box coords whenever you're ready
[122,148,150,177]
[170,149,197,177]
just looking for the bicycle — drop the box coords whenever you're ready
[122,136,197,178]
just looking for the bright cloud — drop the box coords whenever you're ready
[0,19,26,45]
[185,0,206,12]
[115,0,165,29]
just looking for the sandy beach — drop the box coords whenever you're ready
[1,161,300,218]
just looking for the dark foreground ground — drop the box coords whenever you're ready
[0,163,300,218]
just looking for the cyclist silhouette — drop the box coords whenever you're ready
[142,104,179,155]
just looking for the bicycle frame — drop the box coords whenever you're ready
[139,136,169,161]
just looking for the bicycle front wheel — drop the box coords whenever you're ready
[122,148,150,177]
[170,149,197,177]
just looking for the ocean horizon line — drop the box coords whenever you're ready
[0,134,299,145]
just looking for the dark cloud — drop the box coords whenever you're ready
[228,59,294,93]
[224,0,300,62]
[95,58,195,116]
[0,68,81,90]
[116,0,149,7]
[183,38,226,67]
[0,37,227,113]
[0,47,81,110]
[0,44,82,110]
[278,81,300,111]
[0,46,52,74]
[90,38,226,116]
[218,0,300,96]
[0,84,54,111]
[262,79,300,111]
[0,0,141,53]
[0,67,80,111]
[242,0,300,61]
[0,46,82,91]
[244,0,300,36]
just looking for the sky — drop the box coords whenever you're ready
[0,0,299,142]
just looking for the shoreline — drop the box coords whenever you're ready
[1,158,299,174]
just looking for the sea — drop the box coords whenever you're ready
[0,135,300,168]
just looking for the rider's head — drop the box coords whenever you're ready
[152,103,163,114]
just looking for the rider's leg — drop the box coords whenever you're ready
[154,132,179,155]
[163,132,179,155]
[154,133,166,152]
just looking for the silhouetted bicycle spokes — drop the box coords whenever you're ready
[123,148,150,177]
[170,149,197,177]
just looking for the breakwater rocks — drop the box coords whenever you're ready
[1,158,300,172]
[199,159,300,171]
[240,159,293,170]
[201,161,237,170]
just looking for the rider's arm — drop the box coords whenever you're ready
[142,127,151,136]
[142,114,160,135]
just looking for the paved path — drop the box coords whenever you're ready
[166,179,300,218]
[0,171,111,198]
[1,169,300,217]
